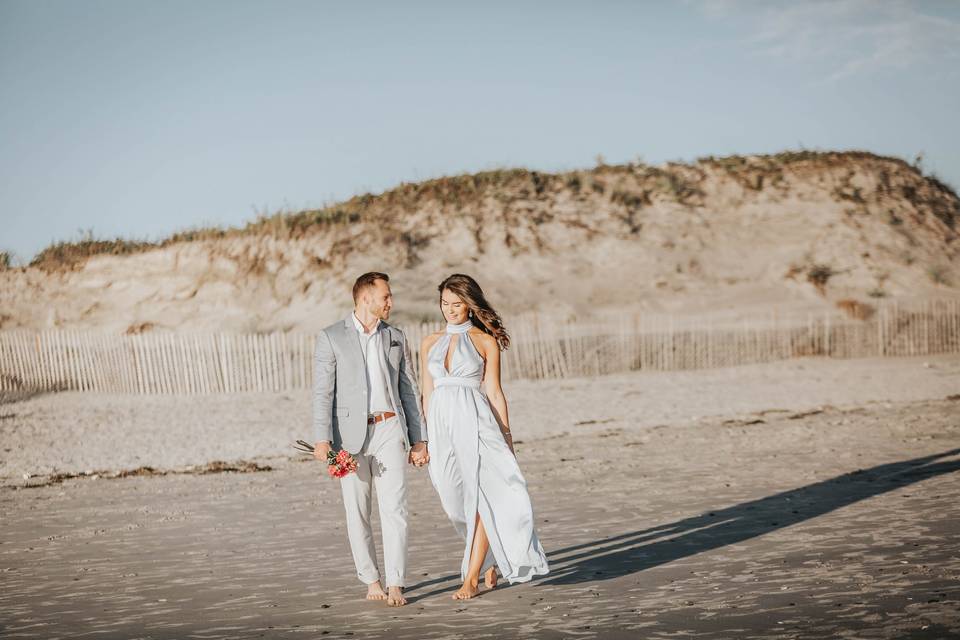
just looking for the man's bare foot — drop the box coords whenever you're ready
[366,581,387,601]
[452,578,480,600]
[484,566,498,590]
[386,586,407,607]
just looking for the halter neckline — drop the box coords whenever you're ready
[446,319,473,334]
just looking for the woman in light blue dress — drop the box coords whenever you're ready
[420,274,548,600]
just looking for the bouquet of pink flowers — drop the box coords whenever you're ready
[293,439,358,479]
[326,449,359,478]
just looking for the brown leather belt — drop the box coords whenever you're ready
[367,411,396,425]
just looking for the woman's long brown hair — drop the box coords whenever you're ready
[438,274,510,351]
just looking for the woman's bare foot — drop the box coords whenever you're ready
[452,578,480,600]
[386,586,407,607]
[366,581,387,601]
[484,567,498,590]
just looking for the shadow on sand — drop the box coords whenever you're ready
[405,448,960,598]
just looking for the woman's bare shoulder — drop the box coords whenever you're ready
[420,331,444,350]
[469,329,497,351]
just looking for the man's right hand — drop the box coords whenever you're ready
[313,440,333,461]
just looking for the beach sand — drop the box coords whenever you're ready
[3,354,959,483]
[1,354,959,638]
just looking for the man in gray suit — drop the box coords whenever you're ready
[313,271,429,607]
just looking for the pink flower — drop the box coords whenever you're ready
[326,449,358,479]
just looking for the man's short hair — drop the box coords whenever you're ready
[352,271,390,303]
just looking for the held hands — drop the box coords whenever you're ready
[408,441,430,467]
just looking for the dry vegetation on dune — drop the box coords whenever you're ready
[2,150,959,333]
[24,150,959,273]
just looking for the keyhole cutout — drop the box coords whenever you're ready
[443,334,458,374]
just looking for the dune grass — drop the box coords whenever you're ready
[21,150,958,273]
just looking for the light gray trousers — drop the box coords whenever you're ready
[339,416,408,587]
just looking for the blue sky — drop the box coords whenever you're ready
[2,0,958,262]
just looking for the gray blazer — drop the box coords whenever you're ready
[312,314,426,454]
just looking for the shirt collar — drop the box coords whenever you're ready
[352,312,381,336]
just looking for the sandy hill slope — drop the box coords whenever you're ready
[1,151,958,333]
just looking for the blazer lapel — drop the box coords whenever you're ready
[380,323,394,372]
[379,323,401,411]
[342,314,365,365]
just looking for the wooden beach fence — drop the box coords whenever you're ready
[1,299,959,395]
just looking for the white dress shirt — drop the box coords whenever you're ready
[352,313,396,415]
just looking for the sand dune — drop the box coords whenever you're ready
[1,151,958,334]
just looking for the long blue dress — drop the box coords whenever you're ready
[425,319,549,583]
